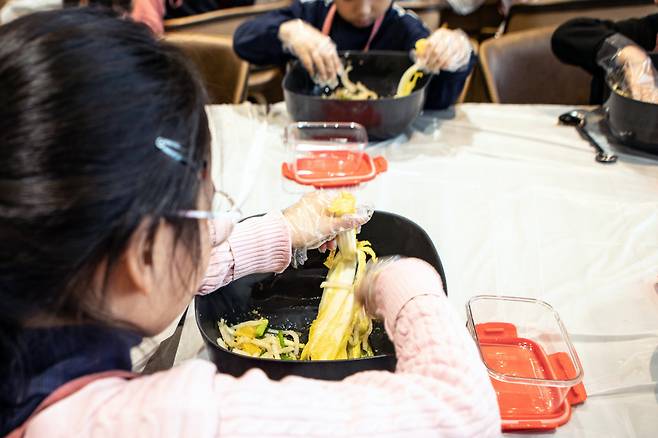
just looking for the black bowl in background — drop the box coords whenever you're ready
[283,51,431,141]
[605,54,658,154]
[195,211,446,381]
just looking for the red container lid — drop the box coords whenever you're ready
[475,322,587,431]
[281,150,388,188]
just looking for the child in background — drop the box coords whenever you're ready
[552,5,658,104]
[233,0,475,109]
[130,0,485,37]
[0,9,500,437]
[131,0,255,35]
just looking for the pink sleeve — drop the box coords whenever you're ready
[32,260,500,437]
[197,212,292,295]
[207,259,501,436]
[131,0,165,35]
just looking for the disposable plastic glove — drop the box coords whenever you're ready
[278,19,342,86]
[355,256,404,319]
[282,191,373,267]
[597,33,658,104]
[415,28,472,73]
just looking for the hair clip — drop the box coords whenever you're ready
[155,136,186,163]
[155,136,207,175]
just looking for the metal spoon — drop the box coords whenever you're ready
[559,109,618,164]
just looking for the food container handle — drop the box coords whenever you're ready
[373,156,388,174]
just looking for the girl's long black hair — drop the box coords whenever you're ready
[0,7,210,382]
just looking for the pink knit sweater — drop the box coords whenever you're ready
[22,212,501,437]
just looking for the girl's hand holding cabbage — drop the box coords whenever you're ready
[283,191,373,266]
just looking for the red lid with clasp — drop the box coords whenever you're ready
[281,122,387,188]
[466,296,587,431]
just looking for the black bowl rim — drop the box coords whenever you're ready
[195,209,446,365]
[608,85,658,108]
[283,50,431,103]
[606,54,658,108]
[195,298,395,364]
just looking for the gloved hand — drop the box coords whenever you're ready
[282,191,373,266]
[415,28,472,73]
[597,33,658,104]
[278,19,342,85]
[355,256,404,319]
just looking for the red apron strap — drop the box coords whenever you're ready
[321,3,384,52]
[6,370,137,438]
[321,3,337,37]
[363,15,384,52]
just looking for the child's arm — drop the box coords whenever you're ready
[197,212,291,294]
[423,53,475,110]
[198,191,370,294]
[552,15,658,76]
[212,260,501,436]
[131,0,166,35]
[47,259,501,436]
[395,13,474,109]
[410,26,475,110]
[233,0,311,66]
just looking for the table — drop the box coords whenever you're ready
[179,102,658,437]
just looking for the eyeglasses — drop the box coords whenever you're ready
[177,185,242,223]
[155,136,243,226]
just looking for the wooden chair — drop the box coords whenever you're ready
[164,1,291,104]
[165,33,249,104]
[503,0,657,34]
[164,0,292,35]
[480,26,591,104]
[440,0,503,42]
[457,38,479,103]
[399,0,444,31]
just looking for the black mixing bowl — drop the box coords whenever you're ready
[283,51,431,141]
[605,54,658,154]
[196,211,445,381]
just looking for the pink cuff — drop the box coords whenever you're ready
[197,220,234,295]
[198,212,292,295]
[228,211,292,280]
[372,258,446,337]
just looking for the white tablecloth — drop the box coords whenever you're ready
[180,102,658,437]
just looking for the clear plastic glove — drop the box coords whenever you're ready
[278,19,342,86]
[597,33,658,104]
[355,256,404,320]
[282,191,373,267]
[415,28,472,73]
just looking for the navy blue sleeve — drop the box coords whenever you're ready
[423,52,476,110]
[392,9,473,109]
[552,15,658,76]
[233,1,312,66]
[399,13,430,51]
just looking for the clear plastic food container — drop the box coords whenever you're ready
[466,295,586,431]
[282,122,386,188]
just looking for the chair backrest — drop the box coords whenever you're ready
[480,26,591,104]
[164,0,292,35]
[457,38,479,103]
[398,0,443,31]
[165,33,249,104]
[504,0,657,34]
